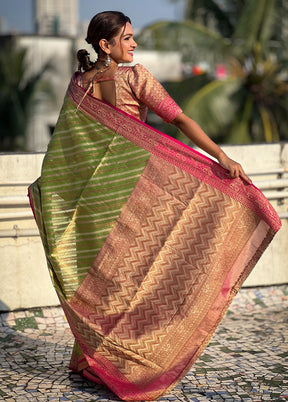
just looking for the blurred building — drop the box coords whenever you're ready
[34,0,78,36]
[0,32,182,152]
[0,34,75,151]
[0,17,8,34]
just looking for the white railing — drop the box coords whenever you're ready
[249,168,288,218]
[0,226,39,238]
[0,168,287,237]
[0,180,37,238]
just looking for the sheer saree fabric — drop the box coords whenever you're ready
[29,74,281,401]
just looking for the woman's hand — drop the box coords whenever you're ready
[217,152,252,184]
[172,114,252,184]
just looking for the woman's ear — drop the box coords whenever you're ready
[99,39,110,54]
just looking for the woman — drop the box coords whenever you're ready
[77,12,249,181]
[29,11,281,401]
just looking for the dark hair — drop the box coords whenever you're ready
[77,49,95,72]
[77,11,131,72]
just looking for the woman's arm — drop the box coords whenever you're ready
[172,113,251,184]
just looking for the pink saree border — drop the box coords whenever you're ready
[68,75,281,233]
[27,185,37,222]
[60,297,153,401]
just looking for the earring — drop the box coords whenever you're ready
[105,54,111,67]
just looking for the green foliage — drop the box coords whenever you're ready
[185,0,245,38]
[139,0,288,144]
[155,74,212,143]
[0,40,53,151]
[138,20,230,65]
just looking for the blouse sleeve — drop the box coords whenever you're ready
[128,64,182,123]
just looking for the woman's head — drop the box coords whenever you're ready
[86,11,131,54]
[77,11,137,71]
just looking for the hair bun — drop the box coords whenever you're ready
[77,49,94,72]
[77,49,89,60]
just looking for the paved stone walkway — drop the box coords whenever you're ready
[0,285,287,401]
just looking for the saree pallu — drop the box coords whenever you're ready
[28,76,281,401]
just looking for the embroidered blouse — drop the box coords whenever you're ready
[76,64,182,123]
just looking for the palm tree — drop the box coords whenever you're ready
[137,0,288,144]
[171,0,245,38]
[0,39,53,151]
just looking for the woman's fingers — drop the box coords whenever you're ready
[228,165,252,184]
[239,168,252,184]
[219,157,252,184]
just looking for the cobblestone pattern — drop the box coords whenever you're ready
[0,286,287,401]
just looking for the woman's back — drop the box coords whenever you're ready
[76,64,181,123]
[77,67,117,106]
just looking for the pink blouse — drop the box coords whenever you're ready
[77,64,182,123]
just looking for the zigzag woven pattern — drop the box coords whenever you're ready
[68,155,261,391]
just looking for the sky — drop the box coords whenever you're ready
[0,0,185,34]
